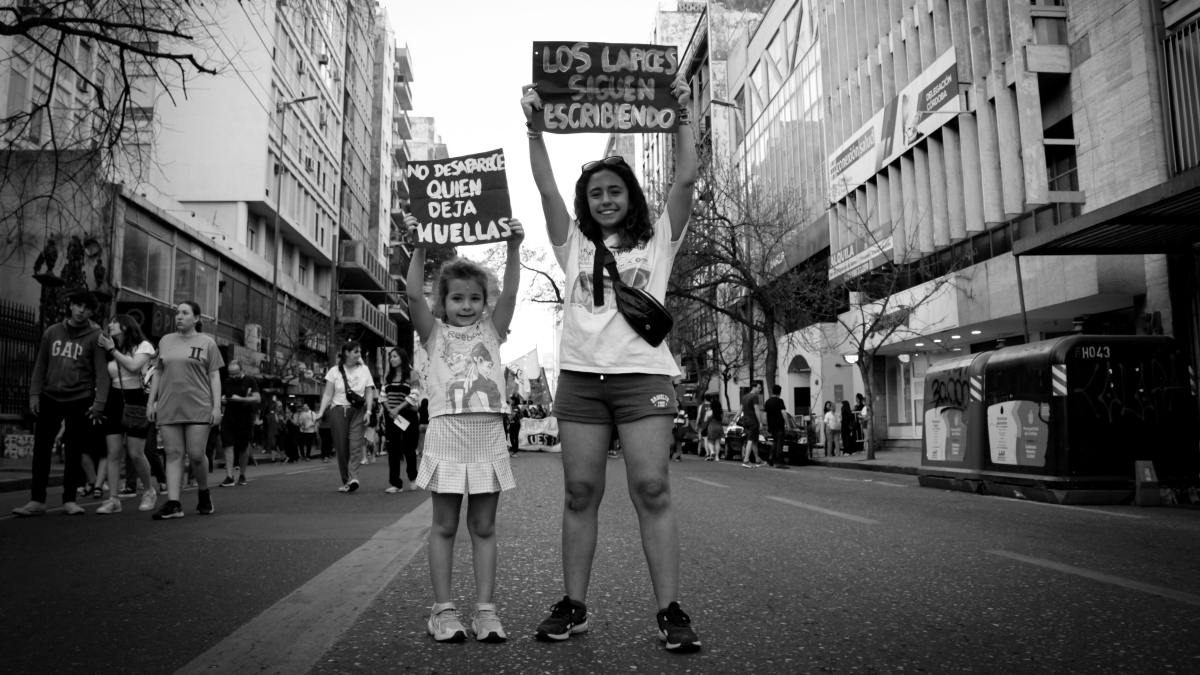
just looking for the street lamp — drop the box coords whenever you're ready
[268,94,318,374]
[842,353,859,365]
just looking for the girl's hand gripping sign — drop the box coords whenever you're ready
[406,148,514,248]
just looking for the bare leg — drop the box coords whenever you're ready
[104,435,126,499]
[557,421,611,603]
[161,425,186,501]
[223,445,236,479]
[619,415,680,609]
[125,436,153,491]
[466,492,500,604]
[185,424,212,490]
[428,492,464,604]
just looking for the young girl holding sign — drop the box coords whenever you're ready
[404,213,524,643]
[520,75,701,652]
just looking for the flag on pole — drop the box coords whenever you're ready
[503,348,540,397]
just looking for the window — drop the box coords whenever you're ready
[173,250,217,316]
[299,255,309,287]
[247,222,259,253]
[121,225,172,301]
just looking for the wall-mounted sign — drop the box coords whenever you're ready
[828,235,893,283]
[531,41,680,134]
[827,48,961,204]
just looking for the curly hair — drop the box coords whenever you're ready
[431,256,501,320]
[573,159,654,249]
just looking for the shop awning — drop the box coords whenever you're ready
[1013,165,1200,256]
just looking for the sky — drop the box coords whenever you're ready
[382,0,672,366]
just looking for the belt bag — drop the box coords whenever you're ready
[339,365,366,407]
[592,239,673,347]
[117,362,149,429]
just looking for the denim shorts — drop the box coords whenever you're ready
[553,370,678,425]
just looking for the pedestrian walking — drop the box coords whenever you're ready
[764,385,789,469]
[703,395,723,461]
[297,403,317,461]
[218,360,260,486]
[740,383,763,467]
[852,393,868,454]
[264,399,282,461]
[823,401,841,457]
[382,348,420,493]
[315,341,376,493]
[669,411,686,462]
[507,397,524,458]
[147,301,223,519]
[95,314,159,513]
[841,399,857,456]
[13,290,110,517]
[403,212,523,643]
[520,75,702,652]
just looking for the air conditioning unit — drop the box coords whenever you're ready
[319,110,328,128]
[297,61,306,76]
[333,70,342,83]
[318,52,329,65]
[305,156,315,172]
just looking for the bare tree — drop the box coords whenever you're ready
[790,199,974,459]
[478,243,564,321]
[664,150,816,393]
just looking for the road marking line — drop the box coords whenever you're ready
[987,550,1200,607]
[828,476,859,482]
[685,477,729,488]
[172,498,433,675]
[765,496,879,525]
[285,467,329,475]
[984,496,1147,519]
[870,481,908,488]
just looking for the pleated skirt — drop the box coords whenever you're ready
[416,413,516,494]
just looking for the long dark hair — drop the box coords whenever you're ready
[573,159,654,249]
[710,395,722,420]
[179,300,203,332]
[108,314,146,355]
[840,399,852,422]
[337,340,362,366]
[386,348,410,383]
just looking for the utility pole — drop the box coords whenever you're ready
[269,94,317,378]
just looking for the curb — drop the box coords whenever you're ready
[0,473,63,493]
[806,458,920,476]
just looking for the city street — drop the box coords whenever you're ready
[3,453,1199,675]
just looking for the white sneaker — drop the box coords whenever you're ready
[96,498,122,514]
[385,486,401,493]
[472,603,507,642]
[12,501,46,517]
[338,484,351,492]
[139,489,158,512]
[62,502,85,515]
[427,603,467,642]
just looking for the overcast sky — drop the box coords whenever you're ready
[383,0,672,365]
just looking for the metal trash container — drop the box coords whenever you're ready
[918,351,993,492]
[977,335,1198,504]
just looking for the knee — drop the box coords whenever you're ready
[632,478,672,514]
[467,514,496,540]
[565,480,600,513]
[430,514,460,539]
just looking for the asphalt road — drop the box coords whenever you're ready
[3,453,1198,675]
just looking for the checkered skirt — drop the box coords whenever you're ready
[416,413,516,494]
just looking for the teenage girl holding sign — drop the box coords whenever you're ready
[520,74,701,653]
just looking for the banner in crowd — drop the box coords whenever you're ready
[531,41,680,134]
[529,368,553,405]
[827,48,960,204]
[406,149,513,248]
[518,416,561,452]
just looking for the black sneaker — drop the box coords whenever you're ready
[117,485,138,498]
[151,500,184,520]
[197,490,215,515]
[656,602,700,652]
[219,476,236,487]
[237,475,247,486]
[347,480,359,493]
[535,595,588,641]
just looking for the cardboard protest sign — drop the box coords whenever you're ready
[531,41,680,134]
[406,148,513,248]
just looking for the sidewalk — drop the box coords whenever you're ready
[805,448,920,475]
[0,449,295,493]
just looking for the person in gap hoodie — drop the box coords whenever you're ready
[12,290,110,517]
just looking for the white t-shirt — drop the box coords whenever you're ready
[552,210,684,376]
[419,317,508,419]
[324,362,376,406]
[108,340,155,389]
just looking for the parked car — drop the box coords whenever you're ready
[673,412,701,455]
[761,411,809,464]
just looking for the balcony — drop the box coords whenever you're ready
[393,110,412,140]
[392,137,411,166]
[394,74,413,110]
[338,293,397,345]
[393,174,409,199]
[389,244,411,279]
[380,297,410,323]
[338,240,389,303]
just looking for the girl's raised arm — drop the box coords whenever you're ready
[522,85,571,246]
[404,213,436,343]
[491,220,525,337]
[666,75,698,240]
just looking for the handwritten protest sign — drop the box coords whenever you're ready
[531,41,680,134]
[406,148,513,248]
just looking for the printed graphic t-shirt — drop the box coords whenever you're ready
[552,210,684,376]
[420,317,508,419]
[324,362,376,406]
[156,332,224,425]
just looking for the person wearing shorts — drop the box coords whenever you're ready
[94,314,159,513]
[218,360,260,486]
[522,75,701,652]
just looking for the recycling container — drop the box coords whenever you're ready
[918,351,993,492]
[978,335,1198,501]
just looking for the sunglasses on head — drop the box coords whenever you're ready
[581,156,626,172]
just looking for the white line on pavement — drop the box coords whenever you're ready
[765,496,879,525]
[984,496,1147,519]
[865,480,908,487]
[987,550,1200,607]
[285,467,329,475]
[828,476,859,482]
[172,498,433,675]
[685,477,729,488]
